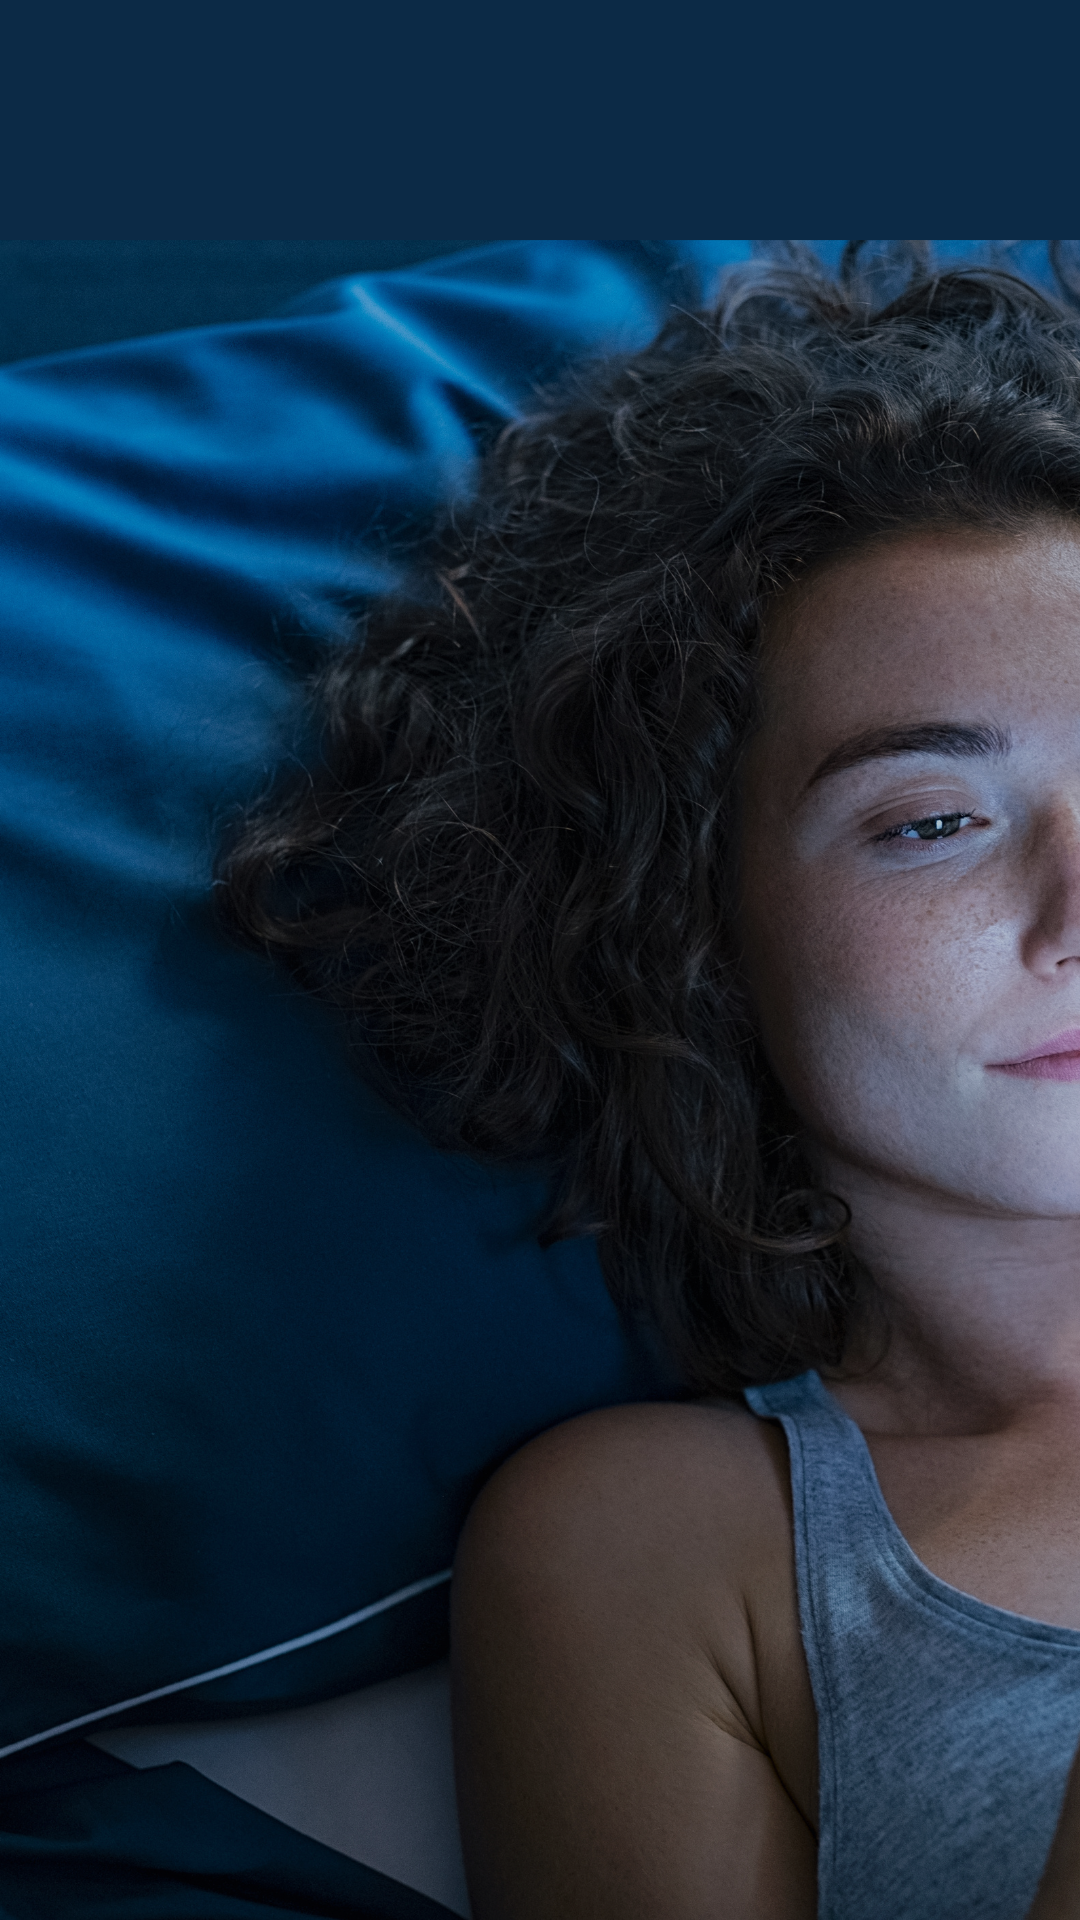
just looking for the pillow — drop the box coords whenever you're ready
[0,241,760,1769]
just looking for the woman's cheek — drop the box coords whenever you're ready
[749,871,980,1136]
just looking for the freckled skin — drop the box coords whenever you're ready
[741,524,1080,1220]
[452,520,1080,1920]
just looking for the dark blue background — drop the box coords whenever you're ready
[0,6,1069,239]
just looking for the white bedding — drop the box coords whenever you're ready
[91,1658,470,1916]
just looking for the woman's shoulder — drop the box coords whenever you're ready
[452,1394,819,1909]
[454,1394,798,1712]
[460,1395,790,1573]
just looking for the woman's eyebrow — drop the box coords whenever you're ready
[806,721,1012,790]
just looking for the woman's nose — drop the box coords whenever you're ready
[1020,801,1080,976]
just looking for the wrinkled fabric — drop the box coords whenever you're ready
[0,242,753,1762]
[0,237,739,1917]
[0,1740,456,1917]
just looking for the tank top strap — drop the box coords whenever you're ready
[744,1369,889,1564]
[744,1371,898,1728]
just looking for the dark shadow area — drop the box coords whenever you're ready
[0,241,490,365]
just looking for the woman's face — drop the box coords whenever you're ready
[739,520,1080,1220]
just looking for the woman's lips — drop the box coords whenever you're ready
[989,1029,1080,1080]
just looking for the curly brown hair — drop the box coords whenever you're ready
[214,243,1080,1391]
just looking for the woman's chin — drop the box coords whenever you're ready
[822,1132,1080,1225]
[969,1101,1080,1219]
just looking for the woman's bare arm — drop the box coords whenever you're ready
[451,1403,817,1920]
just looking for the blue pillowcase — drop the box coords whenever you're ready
[0,241,748,1765]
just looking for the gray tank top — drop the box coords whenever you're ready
[745,1370,1080,1920]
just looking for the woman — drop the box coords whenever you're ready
[217,245,1080,1917]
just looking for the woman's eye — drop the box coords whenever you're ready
[878,811,974,844]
